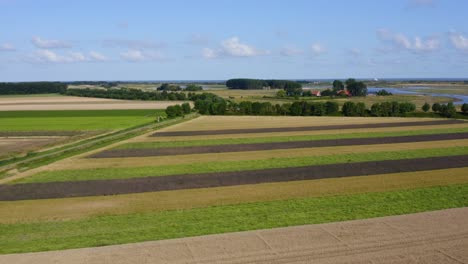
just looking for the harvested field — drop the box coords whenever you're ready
[158,115,453,132]
[1,155,467,200]
[0,95,186,111]
[26,139,468,172]
[0,138,62,158]
[19,146,468,183]
[92,132,468,158]
[2,168,467,223]
[152,119,465,137]
[1,208,466,264]
[0,131,81,137]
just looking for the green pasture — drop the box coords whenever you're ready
[0,110,165,131]
[0,184,466,254]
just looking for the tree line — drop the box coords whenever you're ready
[0,82,67,95]
[226,78,302,90]
[64,88,188,101]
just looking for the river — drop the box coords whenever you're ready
[368,87,468,105]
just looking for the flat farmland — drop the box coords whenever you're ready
[1,115,467,255]
[0,109,165,131]
[0,95,185,111]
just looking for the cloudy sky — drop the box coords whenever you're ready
[1,0,468,81]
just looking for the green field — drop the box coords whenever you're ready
[16,146,468,183]
[0,184,466,254]
[0,109,165,131]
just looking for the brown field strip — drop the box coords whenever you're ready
[92,132,468,158]
[0,167,467,223]
[0,131,81,137]
[31,139,468,171]
[152,119,465,137]
[160,116,448,132]
[133,123,468,142]
[1,155,467,201]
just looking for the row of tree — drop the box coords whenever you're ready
[226,78,302,91]
[0,82,67,95]
[165,103,191,118]
[64,88,188,101]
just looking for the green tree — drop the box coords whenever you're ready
[345,78,368,96]
[432,103,441,112]
[441,102,457,118]
[181,102,191,114]
[422,102,430,112]
[342,102,356,116]
[355,102,367,116]
[462,103,468,113]
[276,90,286,97]
[325,101,339,115]
[332,80,344,92]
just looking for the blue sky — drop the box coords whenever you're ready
[1,0,468,81]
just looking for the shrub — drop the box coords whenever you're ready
[181,103,191,114]
[422,102,430,112]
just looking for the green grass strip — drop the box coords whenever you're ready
[16,146,468,184]
[1,184,467,254]
[115,127,468,149]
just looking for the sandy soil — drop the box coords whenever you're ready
[2,155,467,200]
[159,115,458,132]
[0,137,63,158]
[1,207,466,263]
[0,95,186,111]
[152,119,465,137]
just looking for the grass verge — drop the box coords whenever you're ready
[0,184,466,254]
[16,146,468,183]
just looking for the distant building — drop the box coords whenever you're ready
[311,91,321,97]
[337,89,351,96]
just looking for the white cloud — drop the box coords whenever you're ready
[202,37,267,58]
[376,29,439,52]
[0,43,15,51]
[202,48,218,59]
[311,43,326,55]
[280,46,302,57]
[89,51,108,61]
[449,32,468,52]
[25,50,108,63]
[221,37,266,57]
[31,36,71,49]
[120,49,164,62]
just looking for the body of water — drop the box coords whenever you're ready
[368,87,468,105]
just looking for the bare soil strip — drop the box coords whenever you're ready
[152,119,465,137]
[1,155,467,201]
[0,131,81,137]
[1,208,466,264]
[92,132,468,158]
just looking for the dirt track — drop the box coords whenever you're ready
[1,207,466,264]
[152,119,465,136]
[92,132,468,158]
[1,155,467,201]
